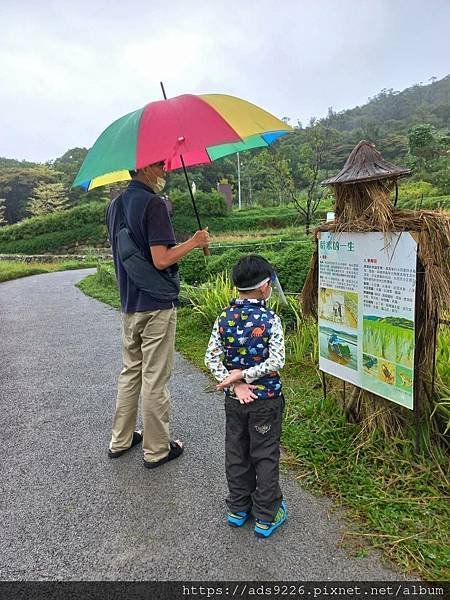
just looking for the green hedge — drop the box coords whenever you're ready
[170,189,229,216]
[178,241,314,293]
[172,211,303,237]
[0,223,107,254]
[0,202,107,242]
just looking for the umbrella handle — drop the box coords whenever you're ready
[203,246,210,256]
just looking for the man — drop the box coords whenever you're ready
[106,162,210,468]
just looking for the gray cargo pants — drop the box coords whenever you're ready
[224,395,284,522]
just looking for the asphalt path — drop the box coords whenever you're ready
[0,269,409,581]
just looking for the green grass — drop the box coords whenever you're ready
[76,269,450,581]
[281,363,450,580]
[0,259,99,283]
[76,269,120,310]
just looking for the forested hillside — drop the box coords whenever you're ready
[0,75,448,227]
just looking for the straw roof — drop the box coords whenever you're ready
[322,140,411,185]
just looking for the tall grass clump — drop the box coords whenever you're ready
[96,261,117,288]
[189,272,235,325]
[284,296,318,363]
[431,324,450,436]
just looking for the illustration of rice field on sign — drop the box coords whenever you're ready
[362,316,414,367]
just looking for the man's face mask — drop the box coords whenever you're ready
[142,164,166,193]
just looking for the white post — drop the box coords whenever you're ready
[237,152,242,210]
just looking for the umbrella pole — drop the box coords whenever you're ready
[160,81,209,256]
[180,154,202,230]
[180,154,210,256]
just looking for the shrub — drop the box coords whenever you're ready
[0,202,107,242]
[170,189,229,217]
[0,224,107,254]
[270,242,314,293]
[398,180,439,200]
[178,250,210,285]
[178,241,314,294]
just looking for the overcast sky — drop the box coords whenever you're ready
[1,0,449,163]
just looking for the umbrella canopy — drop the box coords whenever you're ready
[73,94,292,190]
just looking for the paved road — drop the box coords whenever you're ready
[0,270,408,581]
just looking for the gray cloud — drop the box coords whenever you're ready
[1,0,449,161]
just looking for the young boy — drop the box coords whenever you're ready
[205,255,287,538]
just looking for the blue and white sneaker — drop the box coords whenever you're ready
[227,510,249,527]
[254,500,287,538]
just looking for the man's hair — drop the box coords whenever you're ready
[232,255,274,290]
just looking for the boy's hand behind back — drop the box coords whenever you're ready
[233,382,257,405]
[216,369,244,390]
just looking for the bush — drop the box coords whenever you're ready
[178,241,314,294]
[0,202,107,242]
[170,189,229,217]
[0,224,107,254]
[398,180,439,200]
[270,242,315,293]
[171,208,303,238]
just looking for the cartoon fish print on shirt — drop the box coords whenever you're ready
[238,348,248,355]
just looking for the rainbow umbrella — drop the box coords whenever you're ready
[72,93,292,190]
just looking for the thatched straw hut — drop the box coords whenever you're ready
[302,140,450,439]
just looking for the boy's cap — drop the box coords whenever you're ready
[232,255,275,290]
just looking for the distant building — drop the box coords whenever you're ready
[217,183,233,210]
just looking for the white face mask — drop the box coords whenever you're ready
[142,167,166,193]
[152,175,166,193]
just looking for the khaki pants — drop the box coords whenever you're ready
[110,308,177,462]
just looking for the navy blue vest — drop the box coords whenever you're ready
[218,299,282,400]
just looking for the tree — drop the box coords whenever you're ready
[27,182,69,216]
[407,124,449,193]
[0,165,57,223]
[288,123,338,234]
[0,198,7,226]
[52,147,107,204]
[408,124,439,163]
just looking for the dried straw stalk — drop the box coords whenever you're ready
[301,179,450,439]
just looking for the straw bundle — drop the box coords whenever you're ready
[301,141,450,439]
